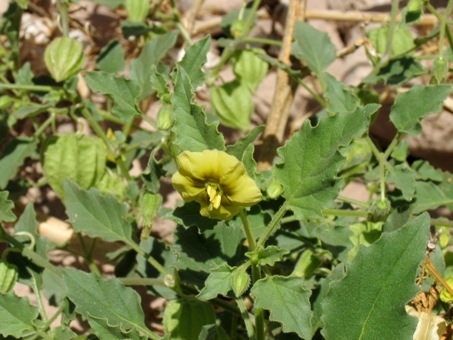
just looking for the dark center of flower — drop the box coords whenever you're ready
[206,183,222,210]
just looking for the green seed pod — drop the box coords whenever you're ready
[126,0,150,23]
[231,267,250,297]
[367,198,392,223]
[44,37,84,82]
[0,261,18,294]
[157,105,174,131]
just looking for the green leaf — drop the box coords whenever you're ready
[43,134,106,199]
[388,163,416,200]
[197,263,234,301]
[412,181,453,214]
[389,84,451,135]
[367,25,415,56]
[226,125,264,160]
[88,315,145,340]
[0,292,39,338]
[130,30,178,98]
[85,71,142,122]
[64,180,133,243]
[274,105,379,219]
[292,21,336,76]
[324,73,359,114]
[251,276,313,339]
[163,299,216,340]
[171,66,225,152]
[210,80,254,130]
[96,40,125,73]
[16,204,49,260]
[0,191,16,222]
[178,35,211,90]
[412,160,443,182]
[364,57,426,86]
[246,246,289,266]
[321,213,430,339]
[0,137,37,189]
[63,268,151,336]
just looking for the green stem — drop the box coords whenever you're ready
[80,108,132,180]
[240,210,256,251]
[77,234,101,276]
[0,83,54,92]
[297,78,328,108]
[126,240,170,276]
[31,272,48,322]
[236,297,255,339]
[243,37,282,46]
[322,208,368,218]
[257,203,288,248]
[0,229,61,277]
[383,0,400,61]
[337,195,369,208]
[43,305,64,332]
[119,277,166,286]
[57,0,70,37]
[34,113,56,137]
[243,0,262,34]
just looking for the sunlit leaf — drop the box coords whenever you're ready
[321,213,430,339]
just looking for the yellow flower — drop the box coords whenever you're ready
[172,150,262,220]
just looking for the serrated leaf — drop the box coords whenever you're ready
[16,204,49,260]
[274,105,379,219]
[88,315,145,340]
[292,21,336,76]
[64,268,151,335]
[251,275,313,339]
[388,163,416,200]
[389,84,451,135]
[364,57,426,86]
[321,213,430,339]
[178,35,211,90]
[0,191,16,222]
[43,134,106,199]
[226,125,264,160]
[64,180,133,243]
[197,263,234,301]
[171,66,225,152]
[412,181,453,214]
[324,73,359,114]
[246,246,289,266]
[85,71,142,122]
[413,160,443,182]
[130,30,178,99]
[0,292,39,338]
[0,137,37,189]
[163,299,216,340]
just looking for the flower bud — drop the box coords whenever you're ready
[431,56,448,84]
[231,267,250,297]
[367,198,392,222]
[44,37,84,82]
[407,0,423,13]
[266,177,283,199]
[230,20,247,38]
[157,105,174,131]
[0,261,18,294]
[440,275,453,303]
